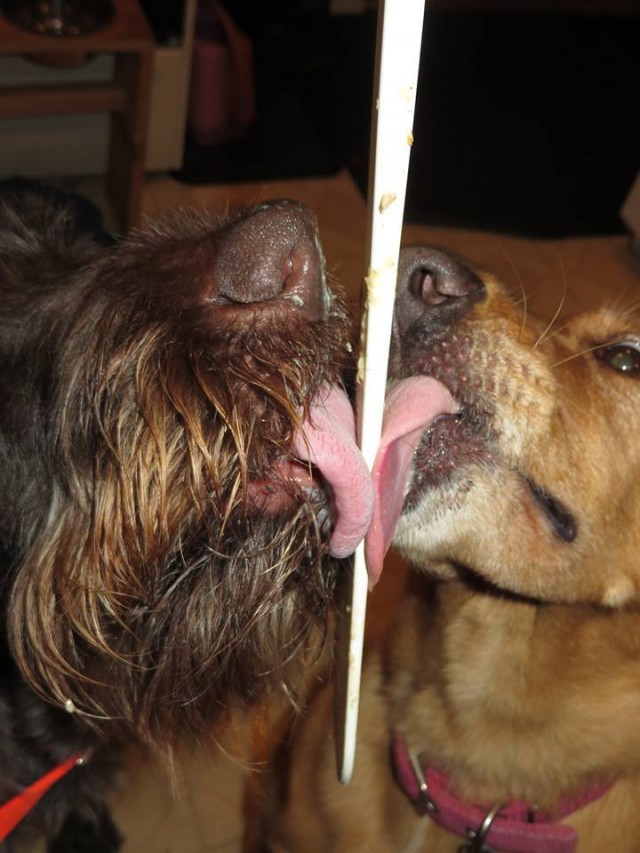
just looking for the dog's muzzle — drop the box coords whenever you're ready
[365,248,487,583]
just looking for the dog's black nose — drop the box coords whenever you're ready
[213,200,328,321]
[394,246,485,337]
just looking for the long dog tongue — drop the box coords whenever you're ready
[293,386,374,558]
[365,377,456,585]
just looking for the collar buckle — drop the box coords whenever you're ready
[407,750,438,816]
[458,801,503,853]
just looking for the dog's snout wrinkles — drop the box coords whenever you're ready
[395,246,485,336]
[213,200,328,321]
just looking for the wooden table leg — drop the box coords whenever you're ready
[108,46,154,232]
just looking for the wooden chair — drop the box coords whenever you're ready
[0,0,154,231]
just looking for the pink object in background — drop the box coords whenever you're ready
[187,1,255,147]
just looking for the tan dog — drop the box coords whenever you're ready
[263,246,640,852]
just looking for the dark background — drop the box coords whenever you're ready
[146,1,639,238]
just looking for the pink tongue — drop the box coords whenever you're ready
[365,376,456,585]
[293,385,374,558]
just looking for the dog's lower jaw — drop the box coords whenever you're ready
[392,452,640,609]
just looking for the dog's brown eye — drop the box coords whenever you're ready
[597,342,640,376]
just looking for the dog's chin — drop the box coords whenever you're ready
[393,460,598,606]
[417,556,544,605]
[395,517,555,606]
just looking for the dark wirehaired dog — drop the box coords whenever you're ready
[0,185,372,850]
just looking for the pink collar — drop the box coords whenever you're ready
[391,735,611,853]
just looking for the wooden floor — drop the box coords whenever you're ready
[16,168,640,853]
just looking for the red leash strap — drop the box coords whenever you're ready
[0,752,85,841]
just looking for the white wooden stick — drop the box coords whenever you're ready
[335,0,427,785]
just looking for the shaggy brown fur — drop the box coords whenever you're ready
[0,185,367,849]
[264,246,640,851]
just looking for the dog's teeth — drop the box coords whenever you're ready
[64,699,77,715]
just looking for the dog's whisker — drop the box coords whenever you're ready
[531,317,575,345]
[533,255,568,349]
[490,235,531,341]
[550,341,608,368]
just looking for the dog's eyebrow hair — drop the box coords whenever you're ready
[526,479,577,543]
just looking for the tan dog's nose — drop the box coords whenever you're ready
[394,246,485,338]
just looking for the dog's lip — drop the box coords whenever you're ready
[526,478,578,543]
[365,376,458,586]
[246,460,322,509]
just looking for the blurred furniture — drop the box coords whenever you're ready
[0,0,154,230]
[429,0,638,8]
[143,0,196,172]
